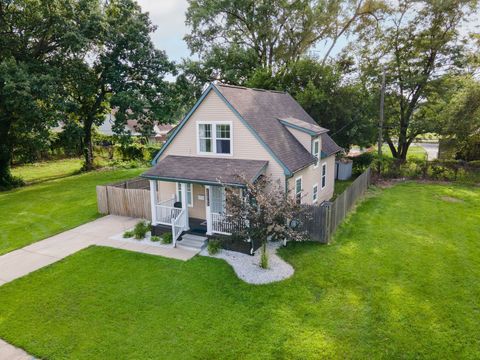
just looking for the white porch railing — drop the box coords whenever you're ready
[172,209,186,246]
[155,198,182,225]
[211,212,245,235]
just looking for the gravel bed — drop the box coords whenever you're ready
[200,241,294,284]
[110,230,172,248]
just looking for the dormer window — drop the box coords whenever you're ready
[197,122,232,155]
[312,138,320,167]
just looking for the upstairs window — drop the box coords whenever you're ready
[321,163,327,189]
[312,138,320,167]
[198,122,232,155]
[313,184,318,203]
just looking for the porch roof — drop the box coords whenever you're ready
[141,155,268,187]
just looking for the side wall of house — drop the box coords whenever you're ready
[158,90,286,185]
[287,155,335,204]
[286,127,312,151]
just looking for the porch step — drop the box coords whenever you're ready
[177,233,207,251]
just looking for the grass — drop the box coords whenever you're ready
[11,158,83,184]
[0,182,479,359]
[379,144,427,160]
[333,179,354,199]
[0,167,145,255]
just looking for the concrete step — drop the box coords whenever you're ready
[182,233,208,242]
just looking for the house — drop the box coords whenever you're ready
[98,112,176,143]
[141,83,342,247]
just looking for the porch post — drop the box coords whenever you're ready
[205,185,213,235]
[180,183,189,231]
[149,180,158,225]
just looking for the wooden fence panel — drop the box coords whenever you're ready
[303,167,371,243]
[96,184,151,219]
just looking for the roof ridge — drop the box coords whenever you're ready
[216,83,286,95]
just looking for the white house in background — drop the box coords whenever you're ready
[98,112,176,142]
[141,82,343,248]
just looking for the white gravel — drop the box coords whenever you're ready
[200,241,294,284]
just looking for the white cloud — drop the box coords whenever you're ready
[136,0,190,62]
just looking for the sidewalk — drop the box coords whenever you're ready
[0,215,197,285]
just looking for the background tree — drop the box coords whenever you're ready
[0,0,82,189]
[247,58,378,150]
[357,0,478,161]
[62,0,176,170]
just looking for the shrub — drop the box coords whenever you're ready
[207,239,222,255]
[123,230,134,238]
[133,221,151,240]
[150,235,160,242]
[161,232,173,244]
[350,152,374,175]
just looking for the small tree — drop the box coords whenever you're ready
[225,175,310,268]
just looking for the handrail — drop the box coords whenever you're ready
[172,208,186,246]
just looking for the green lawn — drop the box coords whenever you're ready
[0,168,145,255]
[11,158,83,184]
[379,144,427,160]
[0,182,479,359]
[333,179,354,199]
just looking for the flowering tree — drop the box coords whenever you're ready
[225,174,311,266]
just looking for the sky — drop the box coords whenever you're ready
[136,0,190,63]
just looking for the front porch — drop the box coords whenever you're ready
[142,155,269,247]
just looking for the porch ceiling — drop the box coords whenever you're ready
[141,155,268,187]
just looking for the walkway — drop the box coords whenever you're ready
[0,215,197,286]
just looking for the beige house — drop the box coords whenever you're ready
[141,83,342,247]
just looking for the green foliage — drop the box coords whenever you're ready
[350,152,375,175]
[161,232,173,244]
[133,221,151,240]
[207,239,222,255]
[123,230,134,239]
[150,235,161,242]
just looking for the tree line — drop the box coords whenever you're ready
[1,0,479,189]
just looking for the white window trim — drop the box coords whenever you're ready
[321,162,327,189]
[312,138,320,168]
[312,183,318,203]
[295,176,303,204]
[196,121,233,156]
[176,183,193,207]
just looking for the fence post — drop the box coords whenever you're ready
[321,202,332,243]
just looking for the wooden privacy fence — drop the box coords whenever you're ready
[300,167,372,243]
[96,177,151,219]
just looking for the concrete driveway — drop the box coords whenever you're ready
[0,215,197,286]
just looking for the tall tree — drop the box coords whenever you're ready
[185,0,384,78]
[0,0,82,189]
[62,0,175,170]
[357,0,478,160]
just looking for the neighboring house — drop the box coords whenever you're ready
[98,112,176,143]
[141,82,342,246]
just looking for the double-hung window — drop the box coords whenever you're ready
[176,183,193,207]
[312,139,320,167]
[198,122,232,155]
[295,177,302,204]
[321,163,327,189]
[313,184,318,203]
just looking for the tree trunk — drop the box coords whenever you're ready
[0,117,21,189]
[82,118,94,171]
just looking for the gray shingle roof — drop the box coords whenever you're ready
[142,155,268,186]
[215,84,318,173]
[278,117,329,135]
[321,133,343,157]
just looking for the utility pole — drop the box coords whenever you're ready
[378,66,386,173]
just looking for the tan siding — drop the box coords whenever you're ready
[287,155,335,204]
[160,91,286,187]
[156,181,207,220]
[286,127,311,151]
